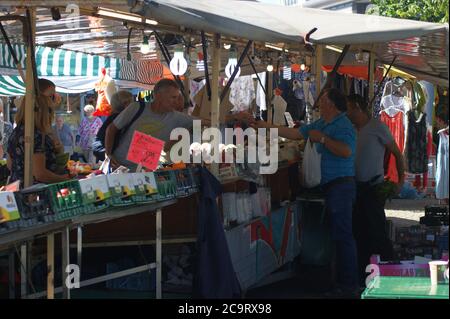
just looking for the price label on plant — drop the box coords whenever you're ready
[127,131,165,171]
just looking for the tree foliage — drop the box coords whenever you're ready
[368,0,449,23]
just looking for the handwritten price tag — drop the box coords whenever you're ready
[127,131,165,171]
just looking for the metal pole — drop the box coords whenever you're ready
[210,34,221,177]
[313,44,350,110]
[201,31,212,100]
[156,208,162,299]
[77,226,82,276]
[368,51,376,102]
[47,233,54,299]
[247,54,267,96]
[23,8,36,188]
[0,22,26,81]
[369,56,397,108]
[8,249,15,299]
[220,40,253,102]
[267,70,273,124]
[61,226,70,299]
[20,243,27,298]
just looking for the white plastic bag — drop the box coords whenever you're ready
[302,138,321,188]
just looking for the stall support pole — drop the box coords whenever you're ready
[210,33,221,177]
[77,226,82,276]
[61,226,70,299]
[183,46,190,108]
[314,45,323,99]
[47,233,54,299]
[156,208,162,299]
[20,243,27,298]
[267,70,273,124]
[23,8,36,188]
[368,51,376,110]
[9,249,15,299]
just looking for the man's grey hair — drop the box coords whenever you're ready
[110,90,133,113]
[153,79,179,95]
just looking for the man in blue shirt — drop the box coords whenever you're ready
[255,88,358,297]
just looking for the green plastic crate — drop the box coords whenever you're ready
[362,276,449,299]
[47,180,84,220]
[154,171,177,200]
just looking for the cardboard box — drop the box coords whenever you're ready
[106,174,136,198]
[132,172,158,196]
[79,175,111,204]
[0,191,21,224]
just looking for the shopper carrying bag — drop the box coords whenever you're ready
[302,138,321,188]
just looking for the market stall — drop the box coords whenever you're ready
[0,0,448,299]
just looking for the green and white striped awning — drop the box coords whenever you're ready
[0,42,167,96]
[0,42,120,77]
[0,74,109,96]
[0,42,121,95]
[0,75,25,96]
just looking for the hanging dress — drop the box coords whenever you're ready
[405,111,428,174]
[436,131,449,199]
[381,110,404,183]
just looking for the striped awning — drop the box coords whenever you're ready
[0,74,108,96]
[0,42,120,78]
[0,42,169,95]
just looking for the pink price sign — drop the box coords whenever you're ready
[126,131,165,171]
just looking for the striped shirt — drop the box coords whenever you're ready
[300,113,356,185]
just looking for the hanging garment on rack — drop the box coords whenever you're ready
[381,110,405,183]
[418,81,435,128]
[255,72,267,111]
[372,82,383,119]
[272,95,288,126]
[415,130,434,190]
[405,111,428,174]
[436,131,449,199]
[229,76,256,112]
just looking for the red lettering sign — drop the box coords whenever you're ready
[127,131,165,171]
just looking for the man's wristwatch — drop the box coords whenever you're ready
[320,136,326,144]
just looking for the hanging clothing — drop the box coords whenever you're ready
[255,72,267,111]
[229,75,255,112]
[272,95,287,126]
[405,111,428,174]
[192,167,241,298]
[372,82,383,119]
[436,131,449,199]
[381,111,404,183]
[418,81,435,128]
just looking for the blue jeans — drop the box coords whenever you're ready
[325,180,358,289]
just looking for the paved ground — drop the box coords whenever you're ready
[245,198,448,299]
[385,198,441,227]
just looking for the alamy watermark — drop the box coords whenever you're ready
[169,120,279,174]
[65,264,80,289]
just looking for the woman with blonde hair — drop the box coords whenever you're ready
[7,94,71,186]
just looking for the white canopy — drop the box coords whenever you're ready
[139,0,448,85]
[141,0,446,44]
